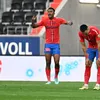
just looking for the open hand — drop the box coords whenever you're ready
[32,16,37,21]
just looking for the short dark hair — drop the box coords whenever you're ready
[80,24,88,32]
[48,7,55,12]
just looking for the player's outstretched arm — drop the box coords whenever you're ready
[31,16,39,28]
[65,21,73,26]
[59,18,73,26]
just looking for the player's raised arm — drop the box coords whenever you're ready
[31,16,39,28]
[31,16,44,28]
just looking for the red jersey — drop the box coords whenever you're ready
[37,17,67,44]
[78,26,100,48]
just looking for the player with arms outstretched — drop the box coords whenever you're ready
[79,24,100,90]
[32,7,73,84]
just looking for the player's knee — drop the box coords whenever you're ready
[86,63,92,66]
[85,60,92,66]
[86,63,91,66]
[46,62,51,67]
[96,61,100,67]
[55,63,59,68]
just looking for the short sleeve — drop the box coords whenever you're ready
[78,32,85,42]
[37,20,44,26]
[59,18,67,24]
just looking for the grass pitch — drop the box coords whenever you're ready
[0,82,100,100]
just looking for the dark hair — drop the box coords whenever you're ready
[48,7,55,12]
[80,24,88,32]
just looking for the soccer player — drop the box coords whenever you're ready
[31,7,73,84]
[78,24,100,90]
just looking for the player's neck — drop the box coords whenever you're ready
[49,17,54,20]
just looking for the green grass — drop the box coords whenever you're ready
[0,82,100,100]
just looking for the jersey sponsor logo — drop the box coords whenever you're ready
[45,48,51,51]
[46,26,58,29]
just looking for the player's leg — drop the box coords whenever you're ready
[94,49,100,90]
[44,44,52,84]
[52,44,60,84]
[79,60,92,90]
[53,54,60,84]
[79,48,95,90]
[45,54,52,84]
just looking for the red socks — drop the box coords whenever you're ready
[55,68,59,79]
[45,68,59,81]
[45,68,51,81]
[97,67,100,84]
[84,66,91,84]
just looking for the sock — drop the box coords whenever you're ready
[55,68,59,79]
[45,68,51,82]
[84,84,88,86]
[96,84,99,86]
[84,66,91,84]
[97,67,100,84]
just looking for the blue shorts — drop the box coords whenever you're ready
[44,44,60,55]
[86,48,99,61]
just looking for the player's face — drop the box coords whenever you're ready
[83,28,89,36]
[47,9,55,19]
